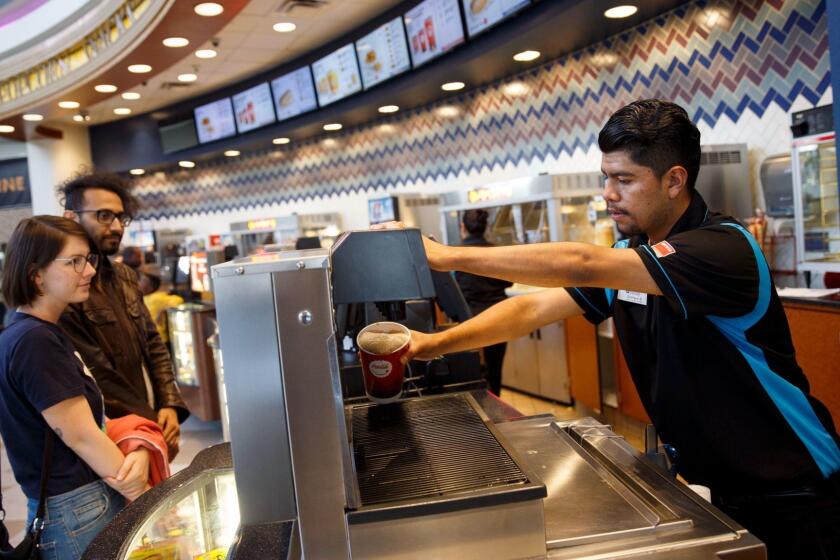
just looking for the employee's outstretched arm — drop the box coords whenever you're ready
[405,287,583,362]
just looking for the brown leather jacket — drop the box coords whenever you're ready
[60,259,189,423]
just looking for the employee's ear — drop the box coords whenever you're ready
[665,166,689,199]
[63,209,78,221]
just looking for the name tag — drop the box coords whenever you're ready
[617,290,648,305]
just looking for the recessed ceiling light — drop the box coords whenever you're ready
[437,106,461,118]
[273,137,290,145]
[378,105,399,113]
[178,73,197,82]
[129,168,145,175]
[22,113,43,121]
[0,125,14,133]
[194,2,223,16]
[121,92,141,100]
[441,81,465,91]
[195,49,217,59]
[272,22,296,32]
[513,50,541,62]
[58,100,80,109]
[163,37,190,48]
[114,108,132,115]
[604,5,638,18]
[503,81,530,97]
[323,123,342,131]
[73,114,84,122]
[94,84,118,93]
[128,64,152,73]
[179,160,196,168]
[224,150,240,157]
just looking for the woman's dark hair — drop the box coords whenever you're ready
[57,171,139,217]
[598,99,701,191]
[2,216,92,307]
[462,209,489,236]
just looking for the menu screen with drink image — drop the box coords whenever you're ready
[232,82,276,133]
[312,44,363,107]
[404,0,465,68]
[462,0,529,37]
[194,98,237,144]
[356,17,412,90]
[270,66,318,122]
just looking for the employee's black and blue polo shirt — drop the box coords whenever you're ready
[567,192,840,495]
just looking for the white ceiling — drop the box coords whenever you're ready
[85,0,402,124]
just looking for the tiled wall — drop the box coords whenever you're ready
[134,0,830,234]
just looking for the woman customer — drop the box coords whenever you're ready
[454,209,512,396]
[0,216,150,560]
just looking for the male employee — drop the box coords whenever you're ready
[58,173,189,458]
[379,100,840,558]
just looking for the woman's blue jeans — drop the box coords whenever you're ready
[26,479,124,560]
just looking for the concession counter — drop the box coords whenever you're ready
[85,230,765,559]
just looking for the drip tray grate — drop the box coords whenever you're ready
[351,394,528,505]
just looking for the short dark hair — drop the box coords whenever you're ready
[2,216,92,307]
[58,171,139,217]
[462,209,489,236]
[598,99,701,191]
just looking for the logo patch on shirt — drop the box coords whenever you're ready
[651,241,676,258]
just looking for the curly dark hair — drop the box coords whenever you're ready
[598,99,701,192]
[57,171,140,217]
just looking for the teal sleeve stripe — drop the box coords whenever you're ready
[572,288,606,320]
[640,244,688,320]
[708,223,840,477]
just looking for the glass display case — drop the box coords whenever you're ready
[793,132,840,273]
[124,469,239,560]
[168,304,221,421]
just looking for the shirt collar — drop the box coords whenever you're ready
[664,191,710,239]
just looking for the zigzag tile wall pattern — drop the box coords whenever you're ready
[134,0,829,220]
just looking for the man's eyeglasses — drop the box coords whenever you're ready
[75,209,132,227]
[54,254,99,273]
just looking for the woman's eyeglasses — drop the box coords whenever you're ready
[75,209,132,227]
[54,254,99,273]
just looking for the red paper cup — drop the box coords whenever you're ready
[357,322,410,404]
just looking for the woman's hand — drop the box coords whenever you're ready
[106,448,150,501]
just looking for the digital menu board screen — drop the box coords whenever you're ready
[462,0,529,37]
[404,0,465,68]
[368,197,398,224]
[232,82,276,133]
[270,67,318,122]
[194,98,236,144]
[356,17,411,90]
[312,44,362,107]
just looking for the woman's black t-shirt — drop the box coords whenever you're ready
[0,312,103,499]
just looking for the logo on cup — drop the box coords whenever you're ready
[369,360,392,378]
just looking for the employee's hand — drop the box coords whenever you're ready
[369,221,450,271]
[157,407,180,448]
[401,330,445,363]
[106,448,150,501]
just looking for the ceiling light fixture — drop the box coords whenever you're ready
[179,160,196,168]
[114,108,132,115]
[0,125,14,133]
[441,81,465,91]
[122,92,141,100]
[163,37,190,48]
[94,84,118,93]
[22,114,43,121]
[378,105,399,113]
[604,5,638,18]
[273,137,290,145]
[58,100,80,109]
[73,115,84,122]
[323,123,342,131]
[178,73,198,82]
[130,169,145,175]
[128,64,152,73]
[272,22,297,32]
[194,2,223,16]
[195,49,217,59]
[513,50,541,62]
[224,150,240,157]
